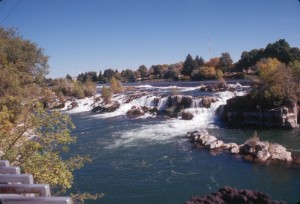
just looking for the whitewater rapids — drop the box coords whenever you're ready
[62,83,247,148]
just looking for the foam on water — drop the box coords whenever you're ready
[62,84,247,148]
[107,91,242,148]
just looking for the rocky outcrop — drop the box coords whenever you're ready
[67,101,78,110]
[181,111,194,120]
[125,92,148,103]
[126,106,145,118]
[200,96,218,108]
[91,101,120,113]
[239,138,293,163]
[126,106,158,118]
[187,130,294,164]
[218,96,298,129]
[167,95,193,109]
[185,186,285,204]
[160,95,218,118]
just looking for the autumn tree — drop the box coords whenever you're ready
[205,57,220,70]
[0,27,96,202]
[191,67,216,80]
[289,60,300,85]
[251,58,296,108]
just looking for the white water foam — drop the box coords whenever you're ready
[61,85,247,148]
[107,91,244,148]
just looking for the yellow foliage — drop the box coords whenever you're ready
[110,77,123,93]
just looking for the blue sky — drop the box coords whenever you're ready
[0,0,300,78]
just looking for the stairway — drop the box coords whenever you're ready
[0,160,72,204]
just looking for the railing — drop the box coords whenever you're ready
[0,160,72,204]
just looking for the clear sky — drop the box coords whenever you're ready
[0,0,300,78]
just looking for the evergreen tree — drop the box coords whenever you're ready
[182,54,197,76]
[98,70,106,83]
[195,55,205,67]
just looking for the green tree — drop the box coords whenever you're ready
[121,69,135,82]
[66,74,73,81]
[103,68,115,82]
[98,71,106,83]
[182,54,197,76]
[219,52,233,73]
[164,65,180,80]
[152,65,164,78]
[195,55,205,67]
[137,65,149,78]
[0,102,89,192]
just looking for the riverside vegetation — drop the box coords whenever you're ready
[1,25,300,203]
[0,27,102,203]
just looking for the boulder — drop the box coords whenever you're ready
[185,186,286,204]
[181,111,194,120]
[269,143,293,162]
[92,101,120,113]
[222,142,240,154]
[167,95,193,109]
[206,140,224,149]
[186,131,293,163]
[67,101,78,110]
[153,97,160,107]
[126,106,145,118]
[201,96,218,108]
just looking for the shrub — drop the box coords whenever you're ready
[110,77,123,93]
[101,86,112,104]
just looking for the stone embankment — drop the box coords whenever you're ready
[187,130,294,164]
[217,96,298,129]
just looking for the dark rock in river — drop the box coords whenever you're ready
[200,96,218,108]
[126,106,145,118]
[181,111,194,120]
[126,106,158,118]
[185,186,286,204]
[92,101,120,113]
[167,95,193,109]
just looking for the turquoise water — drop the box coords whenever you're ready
[66,83,300,203]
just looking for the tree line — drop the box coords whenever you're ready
[71,39,300,84]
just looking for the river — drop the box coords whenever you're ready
[64,81,300,204]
